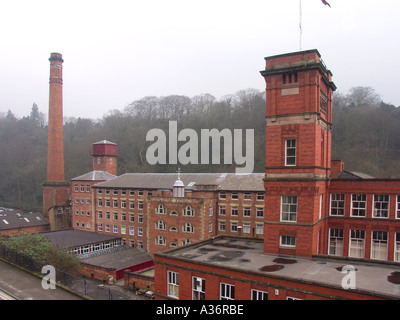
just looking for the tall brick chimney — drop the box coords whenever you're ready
[43,52,71,230]
[47,52,65,182]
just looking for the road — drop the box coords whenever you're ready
[0,288,18,300]
[0,259,84,300]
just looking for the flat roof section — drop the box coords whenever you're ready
[156,236,400,299]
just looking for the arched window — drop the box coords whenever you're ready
[155,220,166,230]
[156,204,166,215]
[156,235,166,246]
[183,222,194,233]
[183,206,194,217]
[169,226,178,232]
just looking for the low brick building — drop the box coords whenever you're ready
[0,209,49,237]
[154,236,400,300]
[41,229,152,281]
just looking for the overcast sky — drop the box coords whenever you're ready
[0,0,398,119]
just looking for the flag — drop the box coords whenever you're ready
[321,0,331,7]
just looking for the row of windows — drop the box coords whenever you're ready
[219,192,265,201]
[218,221,263,235]
[74,198,91,205]
[156,236,191,247]
[74,185,154,197]
[74,184,91,193]
[155,220,195,233]
[218,206,264,218]
[155,205,195,217]
[75,184,265,201]
[275,194,400,223]
[98,223,144,237]
[98,212,144,223]
[167,272,297,300]
[67,240,121,255]
[97,199,144,210]
[329,229,400,261]
[97,188,149,196]
[330,194,400,218]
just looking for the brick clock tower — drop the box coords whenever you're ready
[42,53,71,231]
[260,50,336,257]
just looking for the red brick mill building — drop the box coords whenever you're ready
[48,49,400,299]
[153,50,400,300]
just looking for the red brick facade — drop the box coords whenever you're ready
[262,49,336,258]
[152,49,400,300]
[72,180,265,255]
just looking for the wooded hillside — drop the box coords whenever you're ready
[1,87,399,210]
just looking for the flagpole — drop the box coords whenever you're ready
[299,0,302,50]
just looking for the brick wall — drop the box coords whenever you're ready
[124,269,155,292]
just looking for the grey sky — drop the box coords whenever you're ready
[0,0,399,119]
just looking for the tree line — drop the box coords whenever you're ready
[0,87,399,211]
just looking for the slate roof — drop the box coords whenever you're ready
[93,140,117,145]
[71,170,117,181]
[336,170,375,180]
[40,229,121,249]
[93,173,265,192]
[81,247,153,270]
[0,209,49,230]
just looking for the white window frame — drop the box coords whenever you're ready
[183,206,194,217]
[231,207,238,216]
[351,194,367,217]
[319,194,323,219]
[256,207,264,218]
[285,139,296,166]
[395,195,400,219]
[251,289,268,300]
[280,235,296,248]
[349,229,365,258]
[371,231,388,260]
[281,195,298,222]
[330,193,345,216]
[395,232,400,262]
[257,193,265,201]
[220,283,235,300]
[167,271,179,299]
[328,228,344,256]
[373,194,389,218]
[192,277,205,300]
